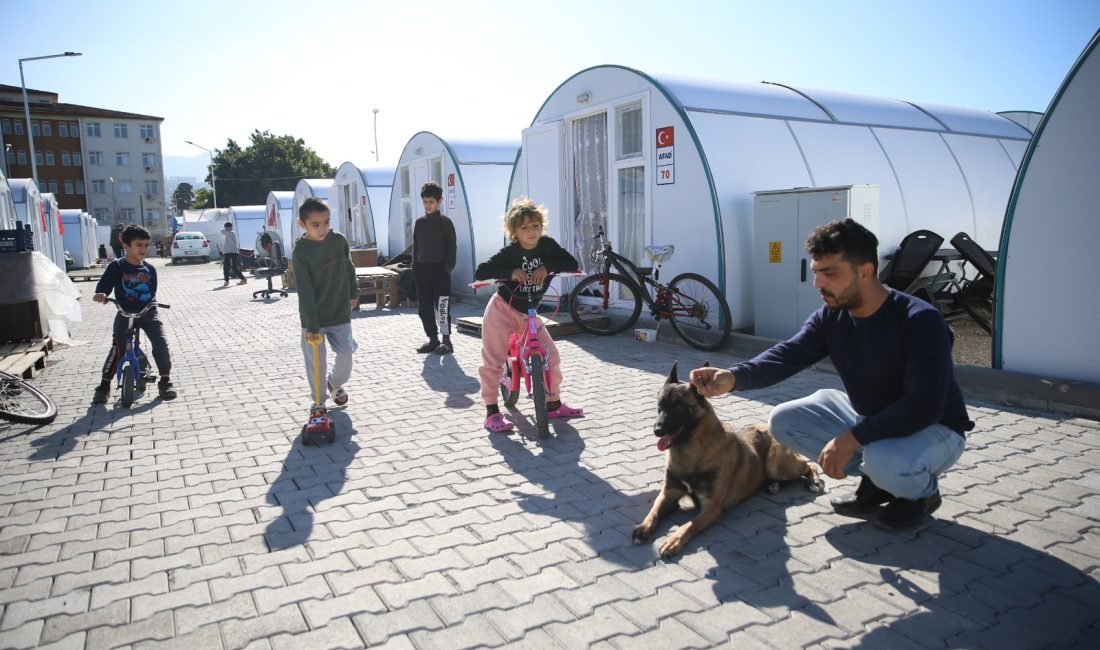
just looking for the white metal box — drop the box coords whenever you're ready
[753,185,880,339]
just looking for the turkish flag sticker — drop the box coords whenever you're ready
[656,127,674,147]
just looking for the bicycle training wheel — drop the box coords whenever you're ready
[120,365,136,408]
[0,370,58,425]
[667,272,732,351]
[569,273,642,336]
[499,358,520,407]
[530,355,550,439]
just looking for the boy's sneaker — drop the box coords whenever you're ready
[158,379,177,400]
[434,341,453,355]
[416,340,440,353]
[92,384,110,405]
[328,381,348,406]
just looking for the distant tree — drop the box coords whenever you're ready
[191,188,213,209]
[206,130,335,206]
[172,182,194,212]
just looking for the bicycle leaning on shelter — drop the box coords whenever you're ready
[106,298,170,408]
[0,370,57,425]
[569,228,732,351]
[470,271,582,439]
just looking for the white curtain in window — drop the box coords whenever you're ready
[571,113,608,273]
[618,166,645,268]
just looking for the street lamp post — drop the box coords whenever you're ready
[184,140,218,209]
[372,109,380,163]
[109,176,118,223]
[19,51,82,185]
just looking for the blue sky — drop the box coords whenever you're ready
[2,0,1097,178]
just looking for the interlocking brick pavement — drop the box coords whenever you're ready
[1,257,1098,648]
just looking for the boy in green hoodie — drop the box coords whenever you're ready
[292,198,359,417]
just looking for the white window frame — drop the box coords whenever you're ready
[140,124,155,139]
[116,152,130,166]
[118,180,134,194]
[142,152,155,168]
[87,122,101,137]
[72,151,82,166]
[76,180,85,195]
[113,123,128,138]
[64,180,74,194]
[145,180,158,195]
[62,151,71,166]
[41,121,52,137]
[88,151,102,165]
[92,180,106,194]
[59,122,68,137]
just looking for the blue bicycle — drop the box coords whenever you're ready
[107,298,170,408]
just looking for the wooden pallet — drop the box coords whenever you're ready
[0,338,53,379]
[455,313,605,338]
[67,263,106,282]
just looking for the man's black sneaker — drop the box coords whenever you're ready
[158,379,177,400]
[434,341,453,355]
[92,384,110,405]
[831,475,893,516]
[872,491,942,532]
[416,341,440,353]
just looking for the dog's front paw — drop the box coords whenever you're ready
[658,532,687,559]
[805,476,825,494]
[632,522,655,544]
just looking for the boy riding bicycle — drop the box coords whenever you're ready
[92,225,177,404]
[474,198,584,432]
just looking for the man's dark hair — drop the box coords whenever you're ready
[420,181,443,201]
[121,225,151,245]
[224,222,233,229]
[298,197,329,221]
[806,218,879,271]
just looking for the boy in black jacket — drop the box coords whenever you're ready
[412,181,457,354]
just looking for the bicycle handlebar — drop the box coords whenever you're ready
[105,298,171,317]
[468,270,584,290]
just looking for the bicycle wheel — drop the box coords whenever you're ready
[0,370,57,425]
[499,357,520,407]
[569,273,642,336]
[120,365,136,408]
[667,273,732,351]
[530,355,550,438]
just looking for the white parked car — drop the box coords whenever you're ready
[171,231,210,263]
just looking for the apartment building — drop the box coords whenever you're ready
[0,84,168,236]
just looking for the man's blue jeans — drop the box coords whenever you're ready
[768,389,965,500]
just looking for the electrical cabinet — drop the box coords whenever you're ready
[753,185,880,339]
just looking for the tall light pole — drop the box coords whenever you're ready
[19,51,82,185]
[372,109,380,163]
[184,140,218,208]
[108,176,119,223]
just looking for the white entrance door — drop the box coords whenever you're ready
[569,112,609,274]
[523,121,566,293]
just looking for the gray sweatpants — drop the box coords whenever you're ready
[301,322,357,406]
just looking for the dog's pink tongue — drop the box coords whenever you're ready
[657,436,673,451]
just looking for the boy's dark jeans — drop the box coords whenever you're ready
[223,253,246,281]
[101,309,172,382]
[413,262,451,340]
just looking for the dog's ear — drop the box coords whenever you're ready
[703,360,711,368]
[666,362,679,384]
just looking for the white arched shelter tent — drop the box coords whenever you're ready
[389,133,519,294]
[290,179,333,252]
[330,162,395,253]
[0,169,18,230]
[509,65,1032,330]
[996,29,1100,383]
[265,191,294,248]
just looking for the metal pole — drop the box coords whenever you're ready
[17,52,82,187]
[372,109,380,163]
[209,151,218,209]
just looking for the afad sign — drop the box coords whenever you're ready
[656,127,675,186]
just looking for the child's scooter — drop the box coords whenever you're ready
[303,333,336,445]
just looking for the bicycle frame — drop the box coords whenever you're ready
[590,231,677,320]
[504,305,554,398]
[107,299,168,394]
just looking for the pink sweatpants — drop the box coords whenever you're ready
[479,293,563,404]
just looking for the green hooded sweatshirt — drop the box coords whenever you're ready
[292,230,358,332]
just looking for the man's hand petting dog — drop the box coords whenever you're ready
[689,367,735,397]
[818,429,859,479]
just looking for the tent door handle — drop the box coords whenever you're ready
[800,259,806,282]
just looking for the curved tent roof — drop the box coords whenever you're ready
[996,29,1100,382]
[267,190,294,209]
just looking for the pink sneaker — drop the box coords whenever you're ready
[484,412,515,433]
[547,403,584,419]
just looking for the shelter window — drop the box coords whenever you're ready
[116,152,131,166]
[118,180,134,194]
[59,122,68,137]
[88,151,103,165]
[145,180,158,195]
[41,121,52,137]
[62,152,72,166]
[92,180,105,194]
[430,157,443,184]
[616,103,643,160]
[76,181,84,195]
[1,118,10,135]
[87,122,100,137]
[400,167,411,197]
[113,123,128,138]
[64,181,74,195]
[45,151,56,166]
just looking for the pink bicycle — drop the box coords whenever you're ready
[470,271,582,438]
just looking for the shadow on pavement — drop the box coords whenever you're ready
[420,354,478,409]
[264,410,359,551]
[824,520,1100,646]
[28,398,163,461]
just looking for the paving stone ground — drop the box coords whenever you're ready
[1,257,1098,649]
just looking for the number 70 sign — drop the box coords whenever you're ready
[656,126,675,185]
